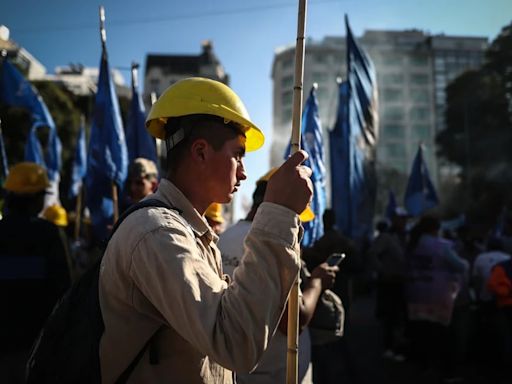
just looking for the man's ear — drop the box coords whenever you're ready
[190,138,209,164]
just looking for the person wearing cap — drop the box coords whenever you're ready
[122,157,159,212]
[217,169,338,384]
[204,203,225,235]
[98,77,313,383]
[0,163,70,383]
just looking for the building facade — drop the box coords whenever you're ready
[271,30,488,207]
[143,40,229,109]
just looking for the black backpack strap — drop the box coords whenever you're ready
[109,198,181,241]
[109,199,179,383]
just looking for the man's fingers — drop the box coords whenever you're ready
[284,150,309,168]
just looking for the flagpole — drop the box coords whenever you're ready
[99,5,120,225]
[74,185,83,241]
[287,0,307,383]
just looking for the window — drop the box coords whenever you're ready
[315,55,327,64]
[410,107,430,121]
[382,124,404,139]
[312,72,328,82]
[381,54,402,66]
[410,89,429,103]
[410,55,429,67]
[282,107,292,124]
[382,88,404,102]
[384,142,406,159]
[281,75,294,90]
[380,73,404,86]
[410,73,429,85]
[412,124,431,140]
[282,57,293,69]
[282,90,293,106]
[382,107,404,120]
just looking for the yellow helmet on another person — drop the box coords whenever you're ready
[204,203,225,224]
[257,167,315,223]
[43,204,68,227]
[146,77,264,152]
[4,162,50,194]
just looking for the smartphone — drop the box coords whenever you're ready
[326,253,346,267]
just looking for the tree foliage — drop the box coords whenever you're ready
[436,22,512,225]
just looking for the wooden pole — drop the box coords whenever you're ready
[74,185,83,241]
[112,182,119,224]
[286,1,307,383]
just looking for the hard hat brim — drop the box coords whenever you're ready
[299,206,315,222]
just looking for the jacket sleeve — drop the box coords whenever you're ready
[128,202,301,372]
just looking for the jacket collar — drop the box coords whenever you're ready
[153,178,218,242]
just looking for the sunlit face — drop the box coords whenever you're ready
[129,176,156,202]
[205,134,247,203]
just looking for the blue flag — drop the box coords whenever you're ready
[385,190,397,220]
[329,17,379,240]
[284,87,326,247]
[0,125,8,181]
[85,51,128,241]
[126,68,157,164]
[0,59,62,181]
[69,121,87,199]
[24,124,45,165]
[404,146,439,216]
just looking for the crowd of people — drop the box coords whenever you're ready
[0,77,511,384]
[367,209,512,383]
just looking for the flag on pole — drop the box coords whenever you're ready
[385,190,397,220]
[69,119,87,199]
[24,124,45,165]
[329,80,350,236]
[0,122,8,182]
[0,59,62,182]
[284,86,326,247]
[404,145,439,216]
[126,63,157,164]
[85,22,128,241]
[329,16,379,239]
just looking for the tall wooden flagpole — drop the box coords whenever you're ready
[286,0,307,383]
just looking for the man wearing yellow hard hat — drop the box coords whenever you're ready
[0,163,70,381]
[98,77,313,383]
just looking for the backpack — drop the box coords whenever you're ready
[26,198,177,384]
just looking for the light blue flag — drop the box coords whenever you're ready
[85,50,128,241]
[0,59,62,181]
[24,125,45,165]
[404,146,439,216]
[126,66,157,164]
[330,17,379,240]
[0,124,9,181]
[69,121,87,199]
[285,86,326,247]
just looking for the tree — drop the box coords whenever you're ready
[436,22,512,226]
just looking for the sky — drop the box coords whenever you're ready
[1,0,511,220]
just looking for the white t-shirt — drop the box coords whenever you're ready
[472,251,511,301]
[218,220,311,384]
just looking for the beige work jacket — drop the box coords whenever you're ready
[99,179,302,383]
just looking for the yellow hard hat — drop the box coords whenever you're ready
[204,203,225,224]
[4,162,50,194]
[256,167,315,223]
[146,77,264,152]
[42,204,68,227]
